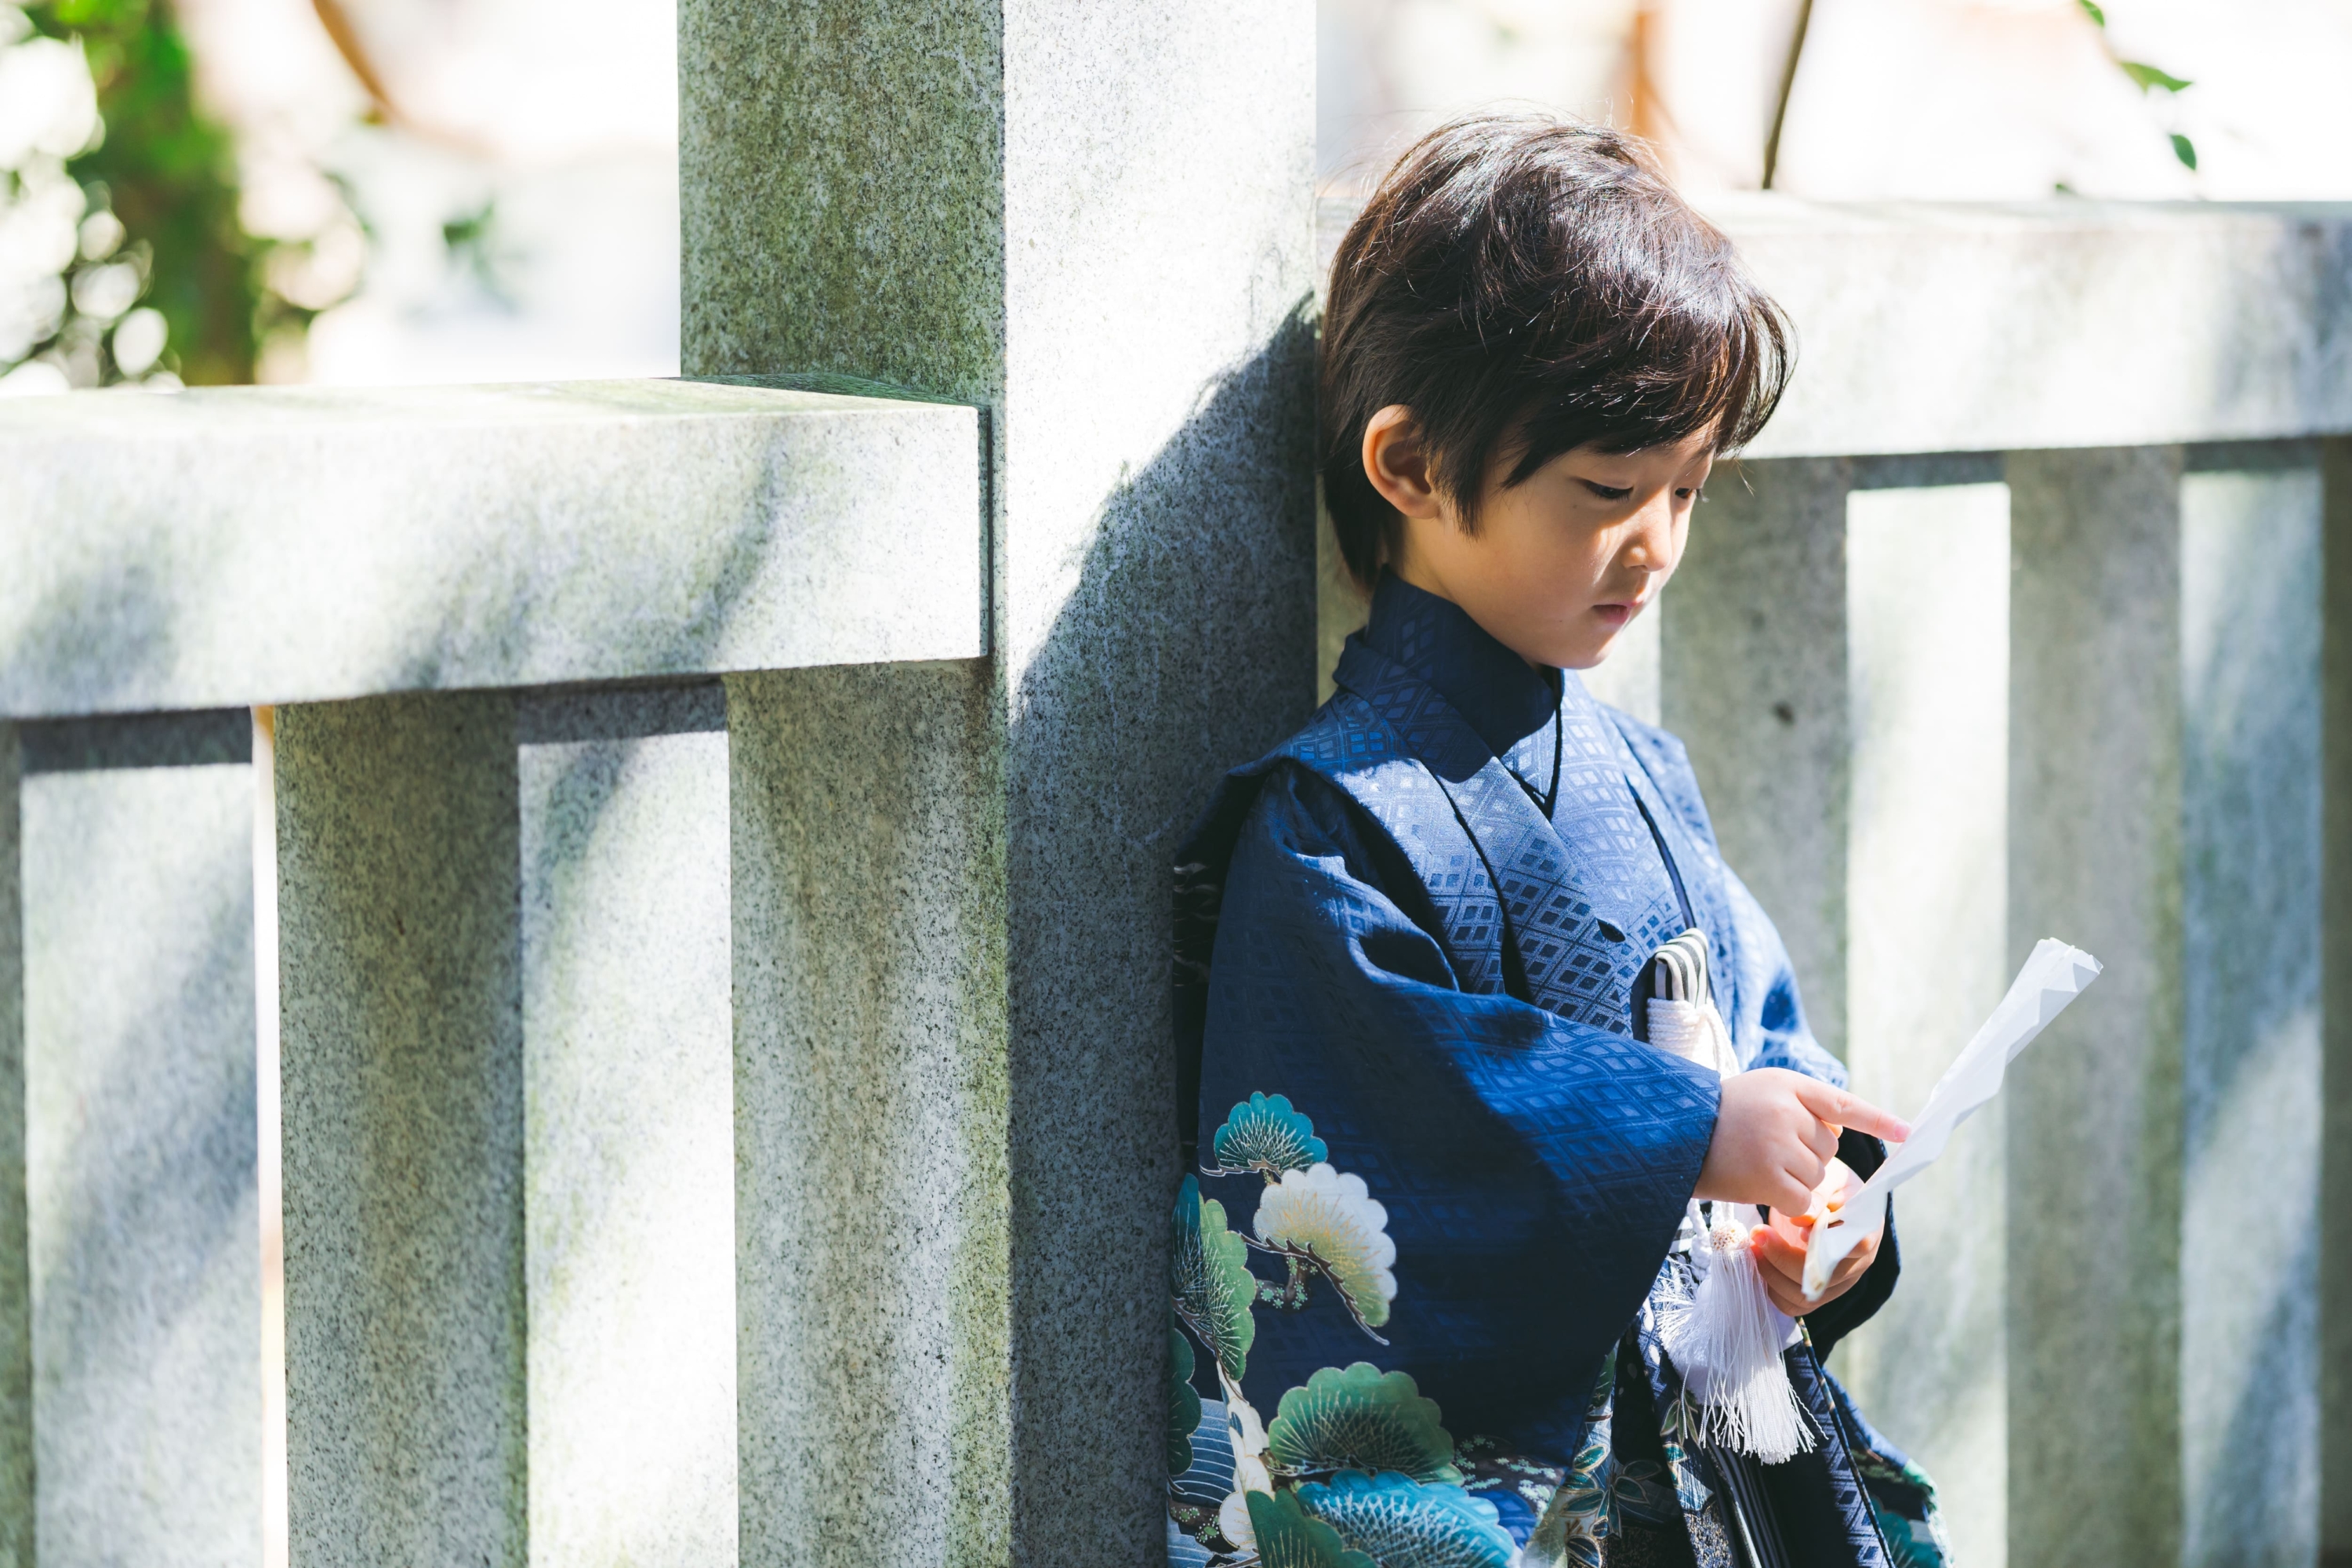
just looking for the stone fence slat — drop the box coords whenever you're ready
[0,730,26,1568]
[1726,201,2352,458]
[0,380,985,719]
[274,693,526,1566]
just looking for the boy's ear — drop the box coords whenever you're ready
[1362,405,1446,521]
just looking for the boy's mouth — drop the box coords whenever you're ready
[1592,598,1643,629]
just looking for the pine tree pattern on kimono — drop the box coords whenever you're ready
[1167,578,1951,1566]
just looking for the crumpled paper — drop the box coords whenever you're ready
[1801,938,2103,1301]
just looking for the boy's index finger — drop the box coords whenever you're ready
[1791,1077,1912,1143]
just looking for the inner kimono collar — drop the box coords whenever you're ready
[1360,574,1563,759]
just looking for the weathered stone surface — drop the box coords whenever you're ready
[2179,457,2325,1568]
[0,727,27,1568]
[19,747,259,1568]
[684,3,1318,1562]
[1663,456,1854,1060]
[728,662,1009,1568]
[275,692,524,1568]
[1838,481,2013,1568]
[1733,202,2352,458]
[2006,446,2185,1568]
[1316,199,2352,457]
[520,691,737,1568]
[2323,439,2352,1564]
[0,380,982,718]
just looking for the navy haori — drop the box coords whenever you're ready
[1164,575,1947,1568]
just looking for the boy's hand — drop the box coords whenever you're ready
[1693,1068,1909,1215]
[1750,1158,1881,1315]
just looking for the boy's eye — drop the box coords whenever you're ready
[1581,480,1633,501]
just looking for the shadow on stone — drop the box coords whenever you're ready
[1001,304,1317,1558]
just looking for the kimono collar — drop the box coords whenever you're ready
[1361,574,1563,759]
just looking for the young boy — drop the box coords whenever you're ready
[1167,118,1951,1568]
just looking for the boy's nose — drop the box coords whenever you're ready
[1625,503,1679,571]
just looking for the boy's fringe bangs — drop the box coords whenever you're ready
[1319,113,1795,586]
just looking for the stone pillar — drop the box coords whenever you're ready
[0,724,26,1568]
[2321,437,2352,1568]
[2005,447,2185,1568]
[726,662,1007,1566]
[18,715,259,1567]
[274,693,524,1568]
[2178,454,2325,1567]
[682,3,1318,1561]
[1839,480,2013,1567]
[517,688,738,1567]
[1663,456,1854,1059]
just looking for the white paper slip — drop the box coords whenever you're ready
[1799,938,2103,1301]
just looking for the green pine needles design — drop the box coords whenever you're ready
[1247,1487,1377,1568]
[1267,1363,1462,1484]
[1295,1471,1518,1568]
[1171,1175,1256,1382]
[1207,1091,1328,1178]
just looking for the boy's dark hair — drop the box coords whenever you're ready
[1321,114,1794,590]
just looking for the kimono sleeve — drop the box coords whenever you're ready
[1199,764,1725,1406]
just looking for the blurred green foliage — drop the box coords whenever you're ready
[2076,0,2198,172]
[25,0,310,383]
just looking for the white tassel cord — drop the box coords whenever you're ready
[1656,1204,1815,1465]
[1646,980,1817,1466]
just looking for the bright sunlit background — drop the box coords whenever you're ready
[2,0,2350,390]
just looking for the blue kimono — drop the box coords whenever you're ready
[1167,577,1951,1568]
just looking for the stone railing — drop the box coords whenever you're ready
[1,38,2346,1566]
[1322,196,2352,1568]
[1,379,987,1567]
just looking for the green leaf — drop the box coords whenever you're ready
[1171,1176,1257,1382]
[29,0,278,383]
[2076,0,2106,24]
[2119,60,2192,93]
[2171,132,2199,171]
[1208,1091,1328,1177]
[1268,1361,1461,1483]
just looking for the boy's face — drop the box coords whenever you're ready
[1367,409,1713,671]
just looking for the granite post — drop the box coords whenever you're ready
[2322,437,2352,1568]
[274,693,525,1567]
[0,724,26,1568]
[2178,455,2325,1567]
[18,719,258,1566]
[1662,456,1854,1060]
[682,2,1319,1561]
[2005,446,2185,1568]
